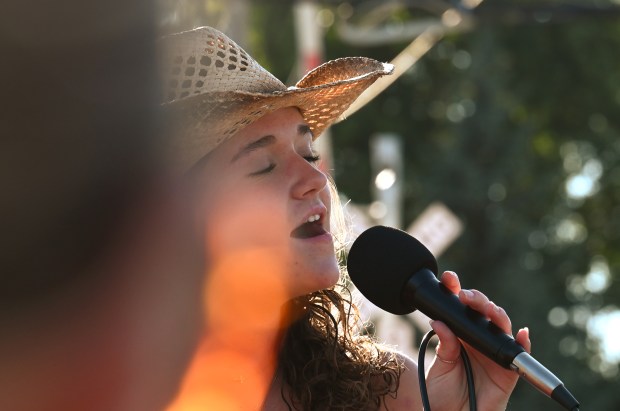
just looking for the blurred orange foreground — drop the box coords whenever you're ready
[167,247,290,410]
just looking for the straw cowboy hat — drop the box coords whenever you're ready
[161,26,393,169]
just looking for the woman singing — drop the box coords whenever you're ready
[162,26,531,411]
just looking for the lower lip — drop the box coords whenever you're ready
[292,231,333,244]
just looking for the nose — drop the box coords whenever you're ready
[290,155,328,199]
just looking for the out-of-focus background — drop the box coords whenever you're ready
[158,0,620,409]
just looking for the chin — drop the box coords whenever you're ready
[290,259,341,297]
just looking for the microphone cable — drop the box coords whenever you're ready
[417,330,477,411]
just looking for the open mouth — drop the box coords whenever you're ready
[290,215,327,239]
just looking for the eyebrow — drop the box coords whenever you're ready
[230,123,314,163]
[230,134,276,163]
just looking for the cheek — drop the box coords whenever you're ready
[203,183,290,257]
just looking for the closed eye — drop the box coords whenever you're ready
[248,163,276,176]
[248,153,319,177]
[304,154,321,164]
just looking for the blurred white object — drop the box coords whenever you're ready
[371,133,403,229]
[407,202,463,257]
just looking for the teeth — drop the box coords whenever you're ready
[307,214,320,223]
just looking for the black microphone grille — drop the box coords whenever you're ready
[347,226,438,315]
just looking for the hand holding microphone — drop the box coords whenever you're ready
[347,225,580,411]
[422,271,532,411]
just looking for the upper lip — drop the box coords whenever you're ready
[291,204,328,234]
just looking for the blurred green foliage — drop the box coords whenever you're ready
[163,0,620,408]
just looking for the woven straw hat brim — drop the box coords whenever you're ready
[170,57,393,169]
[160,26,393,170]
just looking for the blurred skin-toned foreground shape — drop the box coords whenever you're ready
[0,186,203,411]
[0,1,205,410]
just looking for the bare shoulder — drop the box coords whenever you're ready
[379,349,422,411]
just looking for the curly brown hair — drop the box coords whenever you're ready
[277,283,402,411]
[276,183,404,410]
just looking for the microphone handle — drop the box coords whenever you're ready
[403,268,524,367]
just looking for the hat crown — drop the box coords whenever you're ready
[162,26,286,103]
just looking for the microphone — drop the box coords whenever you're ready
[347,225,580,411]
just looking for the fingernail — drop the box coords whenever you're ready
[462,289,473,299]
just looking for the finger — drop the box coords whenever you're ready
[459,289,490,314]
[487,302,513,335]
[430,320,460,367]
[440,271,461,295]
[515,327,531,354]
[460,289,512,334]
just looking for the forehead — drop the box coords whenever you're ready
[236,107,304,138]
[221,107,307,150]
